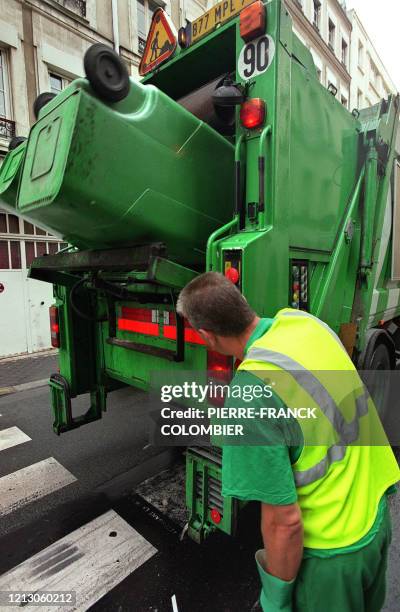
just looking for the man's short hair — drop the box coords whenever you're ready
[177,272,256,336]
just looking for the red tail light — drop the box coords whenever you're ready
[225,267,240,285]
[207,351,233,407]
[210,508,222,524]
[240,98,266,129]
[49,306,60,348]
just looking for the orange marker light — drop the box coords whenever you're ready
[240,0,266,42]
[240,98,266,129]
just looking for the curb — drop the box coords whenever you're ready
[0,350,57,365]
[0,379,49,397]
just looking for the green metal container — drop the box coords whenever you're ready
[17,78,235,266]
[0,141,26,212]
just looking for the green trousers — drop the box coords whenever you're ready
[256,506,392,612]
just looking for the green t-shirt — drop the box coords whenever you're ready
[221,318,391,557]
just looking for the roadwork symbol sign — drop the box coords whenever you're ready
[139,9,177,76]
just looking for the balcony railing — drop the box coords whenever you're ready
[138,37,146,55]
[53,0,86,18]
[0,118,16,140]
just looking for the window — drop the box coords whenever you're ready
[341,95,348,109]
[316,67,322,82]
[137,0,157,54]
[49,72,70,95]
[341,39,348,67]
[328,19,335,50]
[370,61,379,89]
[23,220,55,237]
[357,89,363,108]
[0,49,10,119]
[25,240,63,267]
[0,240,21,269]
[53,0,86,18]
[0,49,15,140]
[313,0,321,30]
[358,41,364,69]
[0,212,20,235]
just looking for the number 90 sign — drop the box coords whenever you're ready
[238,35,275,81]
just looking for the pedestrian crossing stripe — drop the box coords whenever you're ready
[0,427,31,452]
[0,457,76,517]
[139,8,177,76]
[0,510,157,612]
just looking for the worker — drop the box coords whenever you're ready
[177,271,400,612]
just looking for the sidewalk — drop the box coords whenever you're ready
[0,351,58,390]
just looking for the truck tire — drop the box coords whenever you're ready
[84,43,130,103]
[358,332,394,420]
[368,342,392,371]
[33,92,56,120]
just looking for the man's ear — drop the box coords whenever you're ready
[198,329,217,350]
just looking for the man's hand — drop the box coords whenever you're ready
[260,502,303,582]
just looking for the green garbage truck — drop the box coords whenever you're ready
[0,0,399,542]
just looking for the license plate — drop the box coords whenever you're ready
[190,0,256,45]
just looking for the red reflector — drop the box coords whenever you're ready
[240,0,266,42]
[207,351,233,376]
[118,319,159,336]
[49,306,60,348]
[210,508,222,524]
[164,324,206,345]
[240,98,266,129]
[121,307,153,322]
[207,351,232,406]
[225,267,240,285]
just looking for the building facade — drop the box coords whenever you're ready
[285,0,352,109]
[0,0,207,357]
[285,0,397,111]
[347,9,396,112]
[0,0,208,159]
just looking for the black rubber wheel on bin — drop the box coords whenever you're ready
[33,92,57,120]
[84,43,130,103]
[8,136,27,151]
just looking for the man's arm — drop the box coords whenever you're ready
[260,502,304,582]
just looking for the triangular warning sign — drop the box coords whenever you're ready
[139,9,177,76]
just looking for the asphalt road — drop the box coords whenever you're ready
[0,385,399,611]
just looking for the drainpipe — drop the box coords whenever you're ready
[181,0,186,28]
[112,0,120,54]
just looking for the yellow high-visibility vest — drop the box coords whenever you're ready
[239,308,400,549]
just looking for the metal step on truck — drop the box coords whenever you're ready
[0,0,399,543]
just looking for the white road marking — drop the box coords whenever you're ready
[14,379,49,392]
[172,594,179,612]
[0,510,157,612]
[0,426,31,452]
[0,457,76,517]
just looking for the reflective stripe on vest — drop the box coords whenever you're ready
[246,313,370,487]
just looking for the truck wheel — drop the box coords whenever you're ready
[84,43,130,103]
[361,340,393,420]
[33,92,57,120]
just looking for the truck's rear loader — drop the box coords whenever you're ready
[1,0,399,542]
